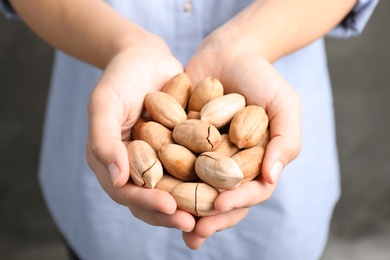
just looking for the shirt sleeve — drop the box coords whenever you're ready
[327,0,379,38]
[0,0,18,19]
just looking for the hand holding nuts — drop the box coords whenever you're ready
[126,73,269,217]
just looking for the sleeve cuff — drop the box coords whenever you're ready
[327,0,378,38]
[0,0,18,19]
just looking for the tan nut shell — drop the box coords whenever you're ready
[171,182,219,216]
[188,77,224,112]
[139,121,174,152]
[187,110,201,120]
[200,93,246,129]
[131,117,149,141]
[229,105,269,149]
[172,119,221,153]
[162,72,192,109]
[144,91,187,128]
[127,140,163,188]
[155,174,184,193]
[195,151,243,190]
[158,144,198,181]
[212,134,240,157]
[256,128,270,148]
[232,146,265,182]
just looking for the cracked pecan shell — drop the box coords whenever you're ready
[127,140,163,189]
[172,119,221,154]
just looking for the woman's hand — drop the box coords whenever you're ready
[86,36,196,232]
[183,27,302,249]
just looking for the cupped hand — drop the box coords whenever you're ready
[183,28,302,249]
[86,36,196,232]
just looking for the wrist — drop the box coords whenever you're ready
[214,24,272,62]
[106,28,171,69]
[203,4,279,63]
[215,0,357,63]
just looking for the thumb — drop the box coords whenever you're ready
[86,89,130,188]
[87,136,130,188]
[261,91,302,184]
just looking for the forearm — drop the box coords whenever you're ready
[222,0,357,62]
[9,0,163,69]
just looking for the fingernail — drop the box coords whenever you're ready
[108,163,120,186]
[270,160,283,184]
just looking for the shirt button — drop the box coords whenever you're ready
[183,1,193,12]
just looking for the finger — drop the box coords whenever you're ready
[182,231,207,250]
[262,87,302,184]
[87,86,132,187]
[110,183,196,230]
[113,183,178,214]
[122,185,195,231]
[194,208,249,238]
[131,208,196,232]
[214,180,276,213]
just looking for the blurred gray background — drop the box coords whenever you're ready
[0,1,389,259]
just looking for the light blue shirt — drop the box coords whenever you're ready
[1,1,378,259]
